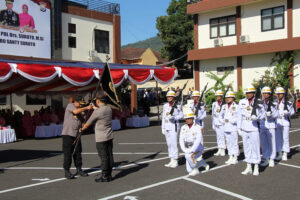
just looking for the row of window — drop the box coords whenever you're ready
[210,5,285,39]
[67,23,110,54]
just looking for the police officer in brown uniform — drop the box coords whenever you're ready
[62,95,92,179]
[81,93,114,182]
[0,0,20,27]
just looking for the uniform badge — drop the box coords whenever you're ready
[225,119,229,123]
[216,108,220,113]
[166,112,170,116]
[247,106,251,111]
[231,106,236,111]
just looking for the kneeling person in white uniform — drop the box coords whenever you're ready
[179,109,209,176]
[220,91,239,165]
[162,90,183,168]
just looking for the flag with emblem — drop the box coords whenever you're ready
[100,63,121,110]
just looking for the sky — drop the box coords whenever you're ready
[109,0,172,46]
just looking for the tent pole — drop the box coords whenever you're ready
[156,81,159,121]
[10,93,13,112]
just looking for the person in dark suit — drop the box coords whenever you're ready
[0,0,20,27]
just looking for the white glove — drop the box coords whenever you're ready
[212,125,215,131]
[162,129,165,135]
[266,112,271,117]
[251,115,258,121]
[238,129,242,136]
[284,110,289,115]
[167,115,174,120]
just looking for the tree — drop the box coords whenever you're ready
[156,0,194,69]
[252,51,295,90]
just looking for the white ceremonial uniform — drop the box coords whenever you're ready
[276,99,295,153]
[220,102,239,157]
[179,123,205,173]
[238,98,265,164]
[260,100,278,160]
[162,102,183,159]
[190,102,207,128]
[212,101,226,150]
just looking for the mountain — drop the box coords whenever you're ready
[122,36,163,52]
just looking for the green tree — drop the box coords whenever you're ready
[156,0,193,68]
[204,71,235,113]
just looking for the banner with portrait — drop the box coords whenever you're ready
[0,0,51,58]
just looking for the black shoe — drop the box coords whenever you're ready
[76,169,89,177]
[65,170,75,179]
[94,176,112,182]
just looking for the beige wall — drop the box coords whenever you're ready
[242,53,275,87]
[199,57,238,91]
[141,49,158,66]
[61,13,114,62]
[293,0,300,38]
[241,0,287,43]
[197,7,237,49]
[294,51,300,90]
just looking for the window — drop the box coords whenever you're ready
[26,95,46,105]
[68,36,76,48]
[68,23,76,34]
[210,15,236,38]
[0,96,6,105]
[94,29,109,54]
[217,66,234,75]
[261,6,284,31]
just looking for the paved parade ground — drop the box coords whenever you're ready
[0,116,300,200]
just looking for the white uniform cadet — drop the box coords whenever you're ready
[190,90,207,131]
[162,90,184,168]
[219,91,239,165]
[260,87,278,167]
[238,85,265,176]
[275,87,295,161]
[212,90,226,156]
[179,109,209,176]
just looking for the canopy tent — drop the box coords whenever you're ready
[0,59,178,94]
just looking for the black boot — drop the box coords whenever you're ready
[65,170,75,179]
[76,168,88,177]
[95,175,112,182]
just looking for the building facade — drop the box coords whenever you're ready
[187,0,300,91]
[0,0,121,113]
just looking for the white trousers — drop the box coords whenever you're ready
[165,130,178,159]
[276,125,290,153]
[260,128,276,159]
[215,125,226,149]
[185,150,205,173]
[242,130,261,164]
[224,131,239,156]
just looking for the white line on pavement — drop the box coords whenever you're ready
[119,142,166,145]
[98,163,233,200]
[278,163,300,169]
[98,176,186,200]
[50,152,170,155]
[183,177,253,200]
[290,128,300,133]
